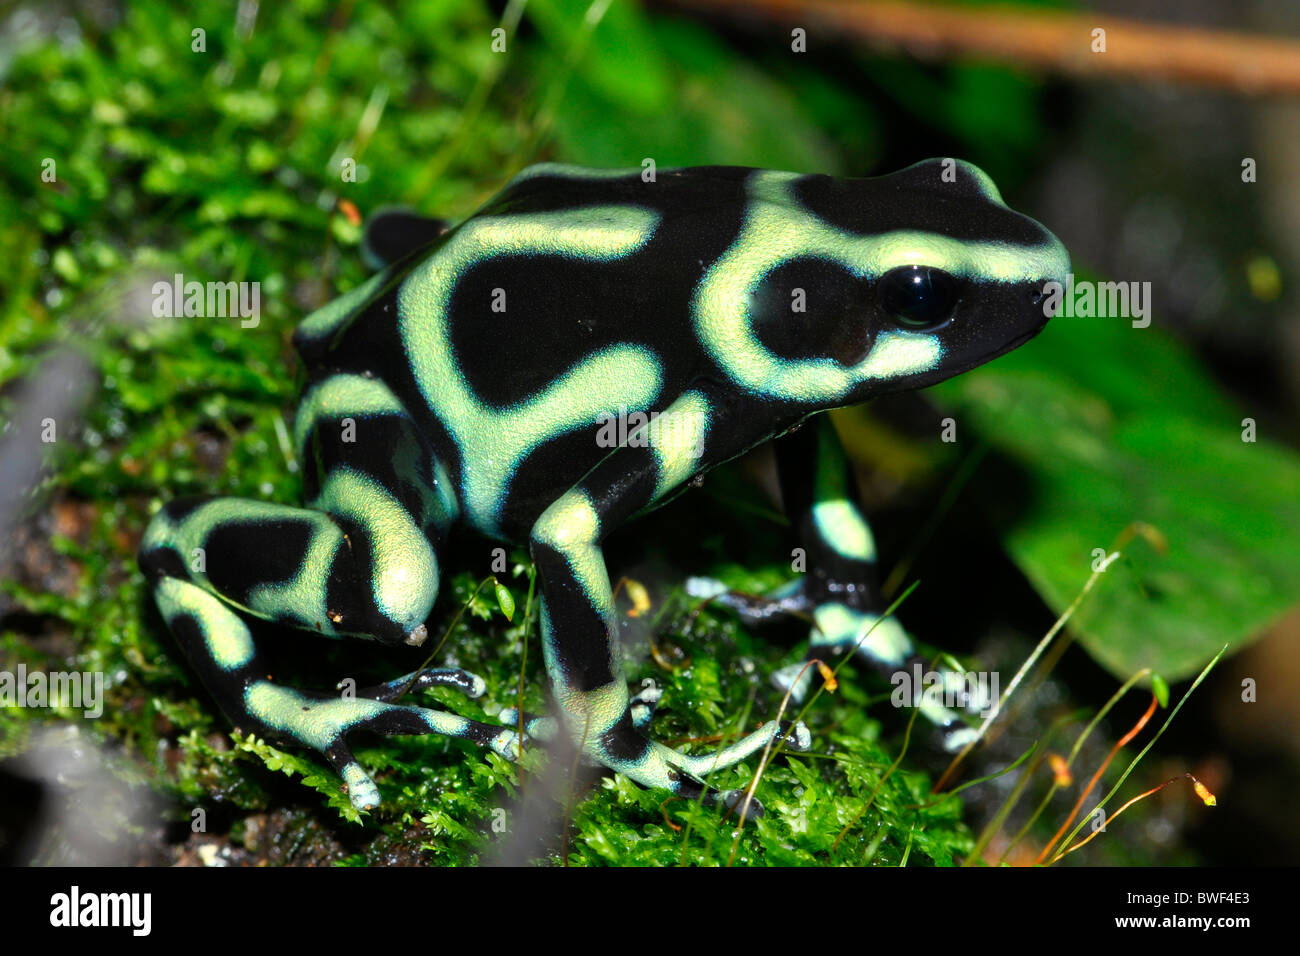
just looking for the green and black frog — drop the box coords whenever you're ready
[139,160,1069,813]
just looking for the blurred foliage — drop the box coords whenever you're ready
[938,299,1300,681]
[0,0,1289,866]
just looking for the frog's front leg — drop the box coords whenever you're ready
[529,391,808,812]
[768,415,983,750]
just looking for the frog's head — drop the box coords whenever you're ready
[714,159,1069,407]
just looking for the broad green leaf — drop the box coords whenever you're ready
[937,310,1300,681]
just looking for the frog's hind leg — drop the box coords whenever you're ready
[291,371,465,646]
[770,415,984,751]
[139,375,455,647]
[139,373,516,809]
[144,574,521,810]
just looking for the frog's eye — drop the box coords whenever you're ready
[877,265,959,329]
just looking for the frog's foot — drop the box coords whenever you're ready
[583,710,811,819]
[626,683,810,757]
[243,682,526,810]
[491,686,660,743]
[685,576,811,627]
[909,666,990,753]
[774,602,984,751]
[503,683,807,759]
[500,686,665,737]
[496,707,558,742]
[146,575,526,811]
[495,685,677,749]
[503,694,809,818]
[771,603,915,702]
[351,666,488,702]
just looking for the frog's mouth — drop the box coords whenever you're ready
[970,278,1057,364]
[864,277,1057,397]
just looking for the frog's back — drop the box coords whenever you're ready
[291,165,765,542]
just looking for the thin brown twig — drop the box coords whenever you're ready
[663,0,1300,97]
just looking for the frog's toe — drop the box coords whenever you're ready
[248,682,550,809]
[339,760,382,811]
[489,728,523,761]
[779,719,812,752]
[463,672,488,699]
[719,789,765,819]
[497,709,557,742]
[356,666,487,702]
[630,683,662,730]
[319,735,385,811]
[632,718,799,785]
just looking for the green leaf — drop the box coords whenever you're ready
[937,309,1300,681]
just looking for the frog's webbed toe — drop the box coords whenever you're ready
[352,666,488,702]
[579,711,808,819]
[685,576,811,628]
[628,683,662,730]
[244,685,525,810]
[142,568,524,811]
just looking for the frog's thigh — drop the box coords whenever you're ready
[140,493,433,647]
[295,373,462,640]
[295,373,458,545]
[141,373,453,646]
[148,574,520,810]
[527,393,804,807]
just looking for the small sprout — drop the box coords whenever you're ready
[493,580,515,621]
[815,659,838,692]
[1192,776,1217,807]
[338,198,361,226]
[1151,673,1169,708]
[1048,753,1072,787]
[623,578,651,618]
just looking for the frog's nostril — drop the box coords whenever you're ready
[1029,281,1056,310]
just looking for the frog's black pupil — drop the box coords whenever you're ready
[878,266,958,329]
